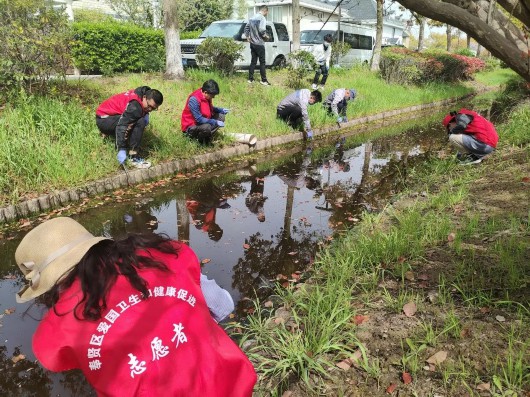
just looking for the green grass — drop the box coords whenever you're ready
[474,68,518,87]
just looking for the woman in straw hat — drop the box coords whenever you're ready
[15,217,256,396]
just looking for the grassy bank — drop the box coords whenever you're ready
[0,67,510,207]
[239,93,530,395]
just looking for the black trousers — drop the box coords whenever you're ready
[96,115,146,152]
[277,106,303,129]
[185,113,225,144]
[249,43,267,82]
[323,100,347,117]
[313,64,329,85]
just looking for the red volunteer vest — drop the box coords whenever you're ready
[181,88,214,132]
[32,243,256,397]
[458,108,499,148]
[96,89,145,117]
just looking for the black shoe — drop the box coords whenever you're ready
[260,80,271,86]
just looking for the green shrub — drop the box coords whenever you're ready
[0,0,72,99]
[196,37,244,76]
[71,21,165,74]
[181,30,202,40]
[286,50,317,89]
[332,41,351,67]
[379,48,421,85]
[455,48,475,57]
[482,57,501,72]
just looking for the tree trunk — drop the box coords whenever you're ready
[163,0,185,80]
[466,34,471,49]
[417,17,425,51]
[396,0,530,81]
[370,0,383,71]
[446,24,452,52]
[292,0,301,51]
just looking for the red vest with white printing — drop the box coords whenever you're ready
[32,242,257,397]
[458,108,499,148]
[96,89,145,117]
[181,88,213,132]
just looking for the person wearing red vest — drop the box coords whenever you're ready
[181,80,230,145]
[442,108,499,165]
[96,86,163,168]
[14,217,257,397]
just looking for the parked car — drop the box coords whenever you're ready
[181,19,291,69]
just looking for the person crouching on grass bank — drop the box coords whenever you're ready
[181,79,230,145]
[96,86,163,169]
[443,108,499,165]
[15,217,257,397]
[277,89,322,140]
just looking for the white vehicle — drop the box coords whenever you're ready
[180,20,291,69]
[300,21,375,66]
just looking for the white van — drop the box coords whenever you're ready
[300,21,375,66]
[181,20,291,69]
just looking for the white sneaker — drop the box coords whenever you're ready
[128,157,151,169]
[311,83,318,89]
[247,79,254,84]
[260,80,271,86]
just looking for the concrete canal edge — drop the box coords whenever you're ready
[0,91,489,224]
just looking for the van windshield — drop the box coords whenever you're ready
[200,22,243,39]
[300,30,334,44]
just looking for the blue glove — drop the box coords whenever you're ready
[143,114,150,126]
[216,120,225,127]
[219,108,230,115]
[117,149,127,164]
[337,117,344,123]
[306,130,313,140]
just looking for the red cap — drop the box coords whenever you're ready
[442,114,454,127]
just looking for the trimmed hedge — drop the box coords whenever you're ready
[71,21,165,74]
[380,47,486,85]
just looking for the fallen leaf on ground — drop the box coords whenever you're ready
[282,391,293,397]
[353,315,369,325]
[521,177,530,183]
[336,358,354,370]
[403,301,417,317]
[12,354,25,364]
[264,301,274,308]
[404,271,415,281]
[495,315,506,322]
[476,382,490,391]
[426,350,447,365]
[402,371,412,384]
[386,383,397,394]
[447,232,456,242]
[287,251,298,256]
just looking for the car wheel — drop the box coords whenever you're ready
[272,56,286,69]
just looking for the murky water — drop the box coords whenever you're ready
[0,117,445,395]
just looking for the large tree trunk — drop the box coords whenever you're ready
[370,0,383,71]
[446,24,452,52]
[417,17,425,51]
[397,0,530,81]
[163,0,185,80]
[292,0,301,51]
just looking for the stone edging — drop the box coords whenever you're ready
[0,91,488,224]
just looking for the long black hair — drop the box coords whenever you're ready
[43,233,179,321]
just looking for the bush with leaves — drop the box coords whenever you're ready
[196,37,244,76]
[71,21,165,75]
[286,50,318,89]
[0,0,72,99]
[331,41,351,67]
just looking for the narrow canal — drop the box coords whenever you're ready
[0,113,447,395]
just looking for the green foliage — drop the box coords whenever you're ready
[286,50,318,89]
[180,30,202,40]
[0,0,72,99]
[196,37,244,76]
[73,9,114,23]
[71,22,165,74]
[183,0,233,32]
[331,41,351,67]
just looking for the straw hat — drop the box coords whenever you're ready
[15,217,109,303]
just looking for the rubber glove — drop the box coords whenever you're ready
[219,108,230,115]
[143,114,150,126]
[216,120,225,127]
[117,149,127,164]
[306,130,313,140]
[337,117,343,123]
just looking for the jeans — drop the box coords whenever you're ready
[313,64,329,85]
[449,133,495,158]
[185,113,225,145]
[96,115,146,152]
[249,43,267,82]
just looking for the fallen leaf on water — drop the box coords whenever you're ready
[4,308,15,315]
[476,382,490,391]
[403,301,417,317]
[353,315,369,325]
[12,354,25,364]
[386,383,397,394]
[426,350,447,366]
[243,244,250,249]
[200,258,211,265]
[402,371,412,384]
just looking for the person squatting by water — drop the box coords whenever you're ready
[276,89,322,140]
[14,217,256,396]
[442,108,499,165]
[181,80,230,145]
[311,33,333,90]
[245,5,271,86]
[96,86,163,169]
[322,88,357,124]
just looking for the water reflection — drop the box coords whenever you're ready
[0,118,446,395]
